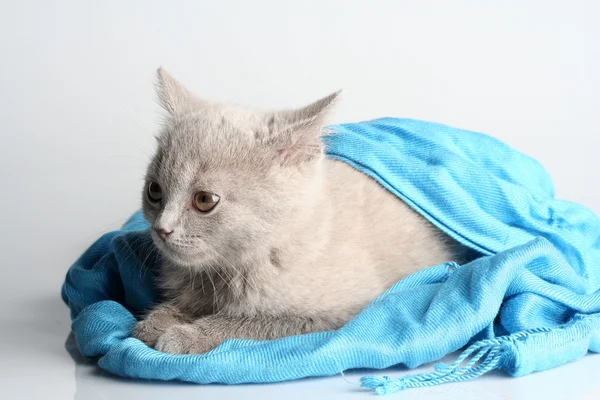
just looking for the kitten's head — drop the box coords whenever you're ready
[142,68,339,268]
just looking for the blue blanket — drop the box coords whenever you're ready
[62,118,600,395]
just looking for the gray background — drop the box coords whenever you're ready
[1,1,599,398]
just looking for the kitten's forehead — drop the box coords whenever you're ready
[168,107,261,142]
[155,108,273,177]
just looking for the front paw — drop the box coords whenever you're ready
[133,318,167,347]
[132,305,186,347]
[155,324,221,354]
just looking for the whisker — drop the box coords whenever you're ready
[208,247,260,295]
[206,267,218,314]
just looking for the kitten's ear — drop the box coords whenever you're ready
[155,67,205,116]
[268,90,341,166]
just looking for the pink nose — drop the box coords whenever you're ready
[156,228,173,240]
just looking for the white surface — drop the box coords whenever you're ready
[1,1,599,398]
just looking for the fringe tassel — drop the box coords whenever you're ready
[360,327,551,395]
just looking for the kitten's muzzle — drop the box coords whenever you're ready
[154,227,174,241]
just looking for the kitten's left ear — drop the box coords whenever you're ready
[155,67,207,116]
[268,90,341,166]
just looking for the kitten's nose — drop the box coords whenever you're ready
[155,228,174,240]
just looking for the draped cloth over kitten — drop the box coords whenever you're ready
[62,118,600,394]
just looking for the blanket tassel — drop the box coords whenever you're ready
[360,337,510,395]
[361,328,552,395]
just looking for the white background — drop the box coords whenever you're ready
[1,1,599,398]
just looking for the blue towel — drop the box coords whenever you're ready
[62,118,600,395]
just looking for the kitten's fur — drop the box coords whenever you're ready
[134,68,467,354]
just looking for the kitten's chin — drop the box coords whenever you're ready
[151,235,210,267]
[161,250,201,267]
[161,248,212,268]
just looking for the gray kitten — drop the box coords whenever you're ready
[133,68,467,354]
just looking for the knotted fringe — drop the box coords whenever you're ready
[360,327,551,395]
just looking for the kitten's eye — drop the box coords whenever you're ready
[193,191,220,213]
[147,181,162,203]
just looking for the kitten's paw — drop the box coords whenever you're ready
[155,324,219,354]
[132,318,167,347]
[132,305,187,347]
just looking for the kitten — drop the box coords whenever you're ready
[133,68,467,354]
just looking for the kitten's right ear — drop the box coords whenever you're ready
[155,67,205,116]
[265,90,340,166]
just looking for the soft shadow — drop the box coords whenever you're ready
[64,333,94,365]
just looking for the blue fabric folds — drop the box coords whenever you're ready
[62,118,600,394]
